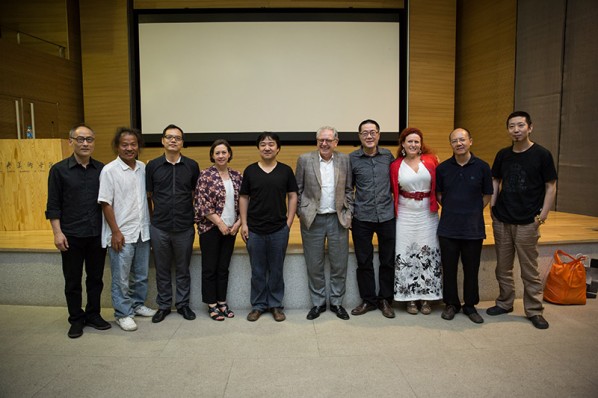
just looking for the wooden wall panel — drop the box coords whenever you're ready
[80,0,132,163]
[407,0,456,163]
[0,139,70,231]
[0,40,83,139]
[454,0,516,166]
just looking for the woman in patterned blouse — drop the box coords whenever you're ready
[193,140,242,321]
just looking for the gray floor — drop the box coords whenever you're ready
[1,300,597,398]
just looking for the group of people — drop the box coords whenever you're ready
[45,110,557,339]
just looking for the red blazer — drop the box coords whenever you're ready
[390,153,439,217]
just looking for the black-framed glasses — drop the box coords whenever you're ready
[164,134,183,142]
[359,130,379,138]
[72,136,95,143]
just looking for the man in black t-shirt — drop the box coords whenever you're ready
[487,111,557,330]
[239,132,298,322]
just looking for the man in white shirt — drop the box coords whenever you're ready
[295,126,353,320]
[98,127,156,331]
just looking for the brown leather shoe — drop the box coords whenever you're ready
[246,309,263,322]
[378,299,396,318]
[351,301,377,316]
[271,307,286,322]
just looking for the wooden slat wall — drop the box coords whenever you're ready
[407,0,456,163]
[454,0,517,166]
[79,0,132,162]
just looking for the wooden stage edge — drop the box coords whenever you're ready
[1,210,597,254]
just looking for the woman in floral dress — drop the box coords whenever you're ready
[390,127,442,315]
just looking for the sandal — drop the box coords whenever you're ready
[420,301,432,315]
[406,301,418,315]
[218,303,235,318]
[208,305,224,321]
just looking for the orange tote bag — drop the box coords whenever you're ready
[544,250,587,305]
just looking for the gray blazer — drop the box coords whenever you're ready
[295,150,353,230]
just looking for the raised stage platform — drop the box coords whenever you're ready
[1,210,597,311]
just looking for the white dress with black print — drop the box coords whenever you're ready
[394,161,442,301]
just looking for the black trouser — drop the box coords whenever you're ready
[199,227,237,304]
[439,236,483,313]
[351,218,396,305]
[61,235,106,324]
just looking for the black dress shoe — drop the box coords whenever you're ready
[330,305,350,320]
[486,305,513,316]
[85,315,112,330]
[177,306,196,320]
[351,301,377,316]
[306,306,326,320]
[152,308,171,323]
[68,321,84,339]
[378,299,396,318]
[529,315,549,329]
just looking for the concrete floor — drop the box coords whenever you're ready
[1,300,597,398]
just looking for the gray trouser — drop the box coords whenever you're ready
[301,213,349,307]
[150,225,195,309]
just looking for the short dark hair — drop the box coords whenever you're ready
[256,132,281,149]
[162,124,184,139]
[112,127,143,153]
[506,111,532,127]
[209,139,233,163]
[358,119,380,133]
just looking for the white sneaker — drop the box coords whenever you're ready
[116,316,137,331]
[134,305,157,317]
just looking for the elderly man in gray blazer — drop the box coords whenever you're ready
[296,126,354,320]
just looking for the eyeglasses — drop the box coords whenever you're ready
[164,135,183,142]
[317,139,337,144]
[72,136,95,143]
[359,130,379,138]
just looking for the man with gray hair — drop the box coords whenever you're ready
[296,126,353,320]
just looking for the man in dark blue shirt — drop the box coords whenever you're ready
[46,124,110,338]
[146,124,200,323]
[436,128,493,324]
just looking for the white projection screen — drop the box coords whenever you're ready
[134,10,405,144]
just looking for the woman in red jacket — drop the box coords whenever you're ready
[390,127,442,315]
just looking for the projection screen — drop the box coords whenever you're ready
[133,10,405,144]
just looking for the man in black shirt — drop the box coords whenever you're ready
[488,111,557,329]
[46,124,110,338]
[240,132,298,322]
[146,124,200,323]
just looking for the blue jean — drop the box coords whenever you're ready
[246,225,290,311]
[108,238,150,319]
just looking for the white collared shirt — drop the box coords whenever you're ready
[318,154,336,214]
[98,156,150,248]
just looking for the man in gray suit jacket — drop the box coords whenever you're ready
[296,126,354,320]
